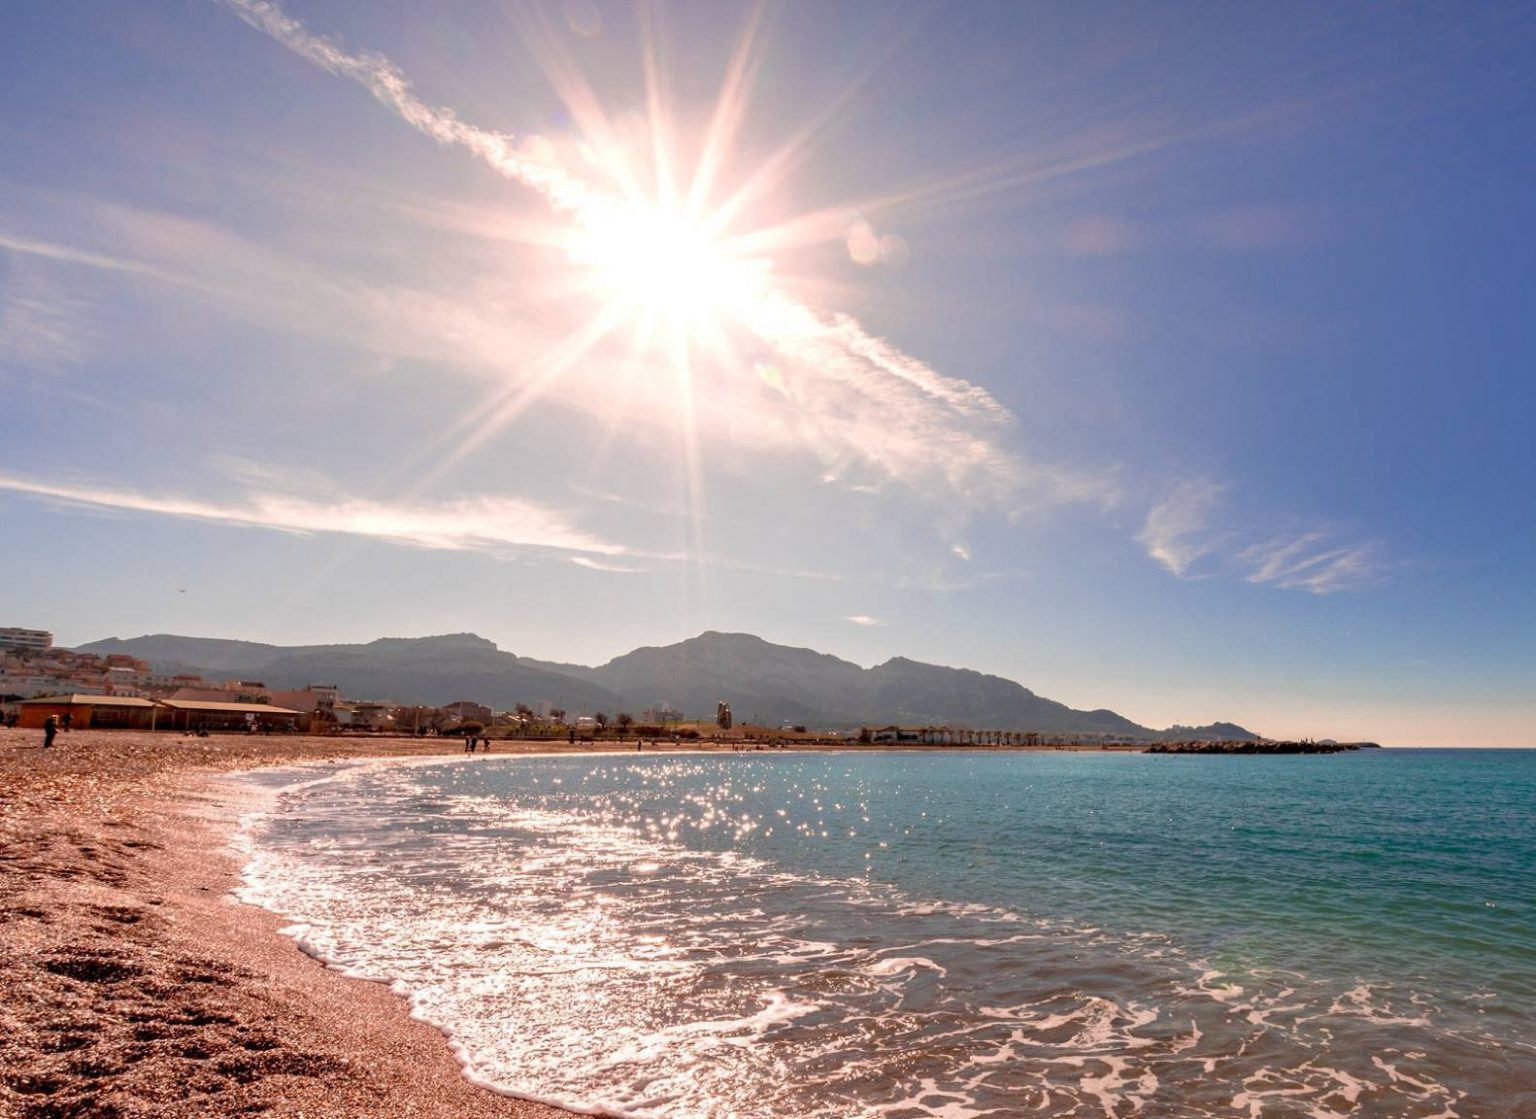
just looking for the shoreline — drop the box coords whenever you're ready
[0,728,584,1119]
[0,727,1395,1118]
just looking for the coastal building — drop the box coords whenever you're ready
[0,672,108,700]
[14,694,159,729]
[862,725,959,744]
[336,702,394,730]
[154,698,304,732]
[442,700,492,723]
[104,666,147,693]
[12,694,305,731]
[867,725,923,744]
[267,685,338,716]
[0,627,53,652]
[169,686,250,704]
[167,683,336,729]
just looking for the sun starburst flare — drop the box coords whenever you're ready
[565,195,769,337]
[218,0,1118,528]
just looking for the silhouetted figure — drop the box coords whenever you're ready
[60,712,73,732]
[43,715,58,748]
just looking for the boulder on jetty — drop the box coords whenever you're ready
[1144,740,1377,755]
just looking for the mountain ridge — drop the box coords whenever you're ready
[77,630,1256,740]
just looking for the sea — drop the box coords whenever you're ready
[234,748,1536,1119]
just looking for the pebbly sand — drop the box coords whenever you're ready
[0,727,587,1119]
[0,726,1146,1118]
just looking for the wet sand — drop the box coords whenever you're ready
[0,728,582,1119]
[0,727,1146,1118]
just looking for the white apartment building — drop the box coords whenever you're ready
[0,627,53,652]
[0,672,106,698]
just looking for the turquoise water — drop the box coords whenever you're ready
[239,748,1536,1118]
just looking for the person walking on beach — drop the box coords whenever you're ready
[43,714,59,748]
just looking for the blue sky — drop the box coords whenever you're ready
[2,1,1533,745]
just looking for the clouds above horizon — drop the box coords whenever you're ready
[0,277,93,372]
[0,471,624,559]
[1139,480,1383,594]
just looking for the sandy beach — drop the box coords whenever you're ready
[0,727,1163,1119]
[0,727,588,1119]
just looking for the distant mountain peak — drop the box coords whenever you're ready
[75,628,1258,740]
[365,633,499,652]
[692,630,770,646]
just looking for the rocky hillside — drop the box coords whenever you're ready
[79,630,1256,739]
[77,633,625,713]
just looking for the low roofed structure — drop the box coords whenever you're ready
[15,694,159,729]
[154,698,303,732]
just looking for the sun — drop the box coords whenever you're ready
[566,195,768,337]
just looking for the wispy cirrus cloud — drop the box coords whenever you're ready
[1236,533,1383,594]
[1138,479,1228,578]
[0,284,94,371]
[844,615,884,626]
[1139,480,1384,594]
[569,555,647,574]
[3,208,565,386]
[0,231,181,284]
[0,469,857,583]
[0,472,623,558]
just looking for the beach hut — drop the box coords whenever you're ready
[15,694,159,729]
[153,698,304,733]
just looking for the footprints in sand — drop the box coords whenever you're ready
[40,951,144,985]
[6,934,349,1118]
[0,812,352,1119]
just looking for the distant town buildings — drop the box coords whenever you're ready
[1,642,142,701]
[0,628,356,733]
[2,626,706,742]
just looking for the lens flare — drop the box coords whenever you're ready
[567,198,768,332]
